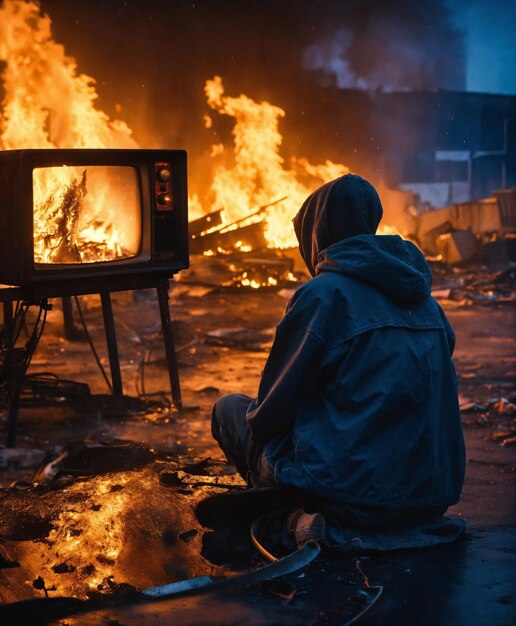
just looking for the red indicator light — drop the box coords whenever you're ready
[158,193,172,205]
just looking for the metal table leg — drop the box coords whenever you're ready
[6,382,20,448]
[100,291,123,397]
[157,279,182,409]
[3,301,13,327]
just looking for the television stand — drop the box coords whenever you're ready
[1,276,182,447]
[97,280,182,408]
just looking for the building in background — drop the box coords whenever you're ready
[372,90,516,208]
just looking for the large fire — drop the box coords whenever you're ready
[191,77,399,250]
[0,0,138,265]
[0,0,407,600]
[32,165,141,264]
[195,75,349,249]
[0,1,398,265]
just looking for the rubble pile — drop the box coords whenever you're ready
[431,265,516,305]
[460,394,516,448]
[415,188,516,266]
[178,250,299,292]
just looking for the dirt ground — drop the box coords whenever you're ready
[0,264,515,625]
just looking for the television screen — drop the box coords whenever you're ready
[33,165,142,265]
[0,148,188,295]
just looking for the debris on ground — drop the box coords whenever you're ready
[0,247,515,625]
[430,263,516,305]
[179,251,299,291]
[205,327,274,351]
[415,188,516,265]
[0,448,46,471]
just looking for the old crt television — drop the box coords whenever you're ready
[0,149,189,297]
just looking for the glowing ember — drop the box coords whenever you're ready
[45,475,131,594]
[7,473,133,599]
[5,468,214,600]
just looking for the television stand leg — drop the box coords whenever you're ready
[100,291,123,397]
[61,296,83,341]
[3,301,13,327]
[157,279,182,410]
[6,383,20,448]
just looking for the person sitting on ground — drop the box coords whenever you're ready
[211,174,465,546]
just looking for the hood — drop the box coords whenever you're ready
[293,174,383,277]
[317,234,432,303]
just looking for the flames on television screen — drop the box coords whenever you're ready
[33,165,141,265]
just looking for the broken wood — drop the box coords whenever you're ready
[188,196,288,254]
[189,209,224,238]
[189,221,267,254]
[214,196,287,234]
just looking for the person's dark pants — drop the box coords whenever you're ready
[212,393,274,487]
[212,395,446,530]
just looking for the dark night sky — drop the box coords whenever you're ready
[8,1,516,194]
[36,0,469,125]
[39,0,340,145]
[34,1,466,185]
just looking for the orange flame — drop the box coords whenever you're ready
[0,0,139,264]
[0,1,400,265]
[202,76,350,249]
[0,0,136,151]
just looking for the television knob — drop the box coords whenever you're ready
[158,192,172,205]
[157,168,172,182]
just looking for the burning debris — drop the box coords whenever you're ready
[0,450,223,603]
[191,76,352,250]
[47,170,87,264]
[189,197,288,256]
[179,250,298,292]
[187,199,300,291]
[190,212,266,257]
[32,164,143,266]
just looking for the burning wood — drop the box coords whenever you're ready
[189,197,287,255]
[187,198,300,289]
[51,170,87,263]
[32,165,142,265]
[189,209,224,239]
[179,248,296,291]
[190,221,267,256]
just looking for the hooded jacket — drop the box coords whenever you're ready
[246,174,465,509]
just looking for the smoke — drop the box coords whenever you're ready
[303,0,465,92]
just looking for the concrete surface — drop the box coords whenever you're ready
[0,273,515,625]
